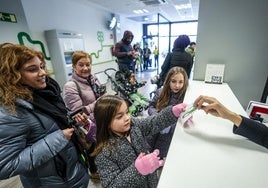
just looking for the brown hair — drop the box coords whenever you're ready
[0,43,47,112]
[71,51,91,67]
[156,67,188,111]
[91,95,125,156]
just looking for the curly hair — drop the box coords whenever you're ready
[0,43,47,112]
[156,67,188,111]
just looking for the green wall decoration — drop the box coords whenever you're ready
[17,32,51,60]
[90,31,115,65]
[17,31,115,65]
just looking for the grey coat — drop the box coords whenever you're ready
[0,99,89,188]
[95,106,177,188]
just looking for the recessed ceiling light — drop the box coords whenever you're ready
[175,3,192,10]
[133,9,149,14]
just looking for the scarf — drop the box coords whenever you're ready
[31,77,69,130]
[87,75,104,99]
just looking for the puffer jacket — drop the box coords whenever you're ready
[63,72,97,115]
[0,99,89,188]
[95,106,178,188]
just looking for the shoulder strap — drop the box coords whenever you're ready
[72,80,83,102]
[72,80,87,106]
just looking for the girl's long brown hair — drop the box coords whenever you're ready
[91,95,124,156]
[156,67,188,111]
[0,43,47,112]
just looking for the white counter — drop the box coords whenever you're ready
[157,80,268,188]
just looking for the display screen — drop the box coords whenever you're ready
[64,52,73,64]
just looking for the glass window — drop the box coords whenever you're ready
[171,22,198,36]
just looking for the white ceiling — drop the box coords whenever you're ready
[80,0,199,23]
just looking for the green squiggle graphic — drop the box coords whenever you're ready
[17,32,51,60]
[90,31,104,59]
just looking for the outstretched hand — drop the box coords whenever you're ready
[135,149,164,175]
[193,95,242,126]
[194,95,230,118]
[172,103,187,117]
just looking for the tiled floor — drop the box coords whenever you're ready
[0,67,158,188]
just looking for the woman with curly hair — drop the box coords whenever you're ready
[0,43,89,187]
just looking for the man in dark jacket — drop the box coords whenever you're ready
[114,30,135,74]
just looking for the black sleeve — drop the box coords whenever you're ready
[233,116,268,149]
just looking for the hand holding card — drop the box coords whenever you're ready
[180,103,197,126]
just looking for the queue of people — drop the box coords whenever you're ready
[0,31,267,188]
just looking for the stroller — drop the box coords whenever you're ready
[104,68,149,117]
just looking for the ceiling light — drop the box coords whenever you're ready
[133,9,150,14]
[175,3,192,10]
[143,9,149,13]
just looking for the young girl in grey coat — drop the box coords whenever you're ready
[92,95,188,188]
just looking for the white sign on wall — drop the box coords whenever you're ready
[205,64,225,84]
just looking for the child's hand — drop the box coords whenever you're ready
[135,149,164,175]
[172,103,187,117]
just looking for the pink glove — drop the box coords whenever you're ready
[172,103,187,117]
[135,149,164,176]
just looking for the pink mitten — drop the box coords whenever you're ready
[172,103,187,117]
[135,149,164,175]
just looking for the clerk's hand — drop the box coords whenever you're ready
[194,95,228,118]
[193,95,242,126]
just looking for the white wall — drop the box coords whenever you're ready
[0,0,142,77]
[0,0,30,44]
[195,0,268,108]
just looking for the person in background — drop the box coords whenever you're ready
[153,46,159,68]
[63,50,104,180]
[143,44,151,70]
[114,30,135,74]
[185,42,196,58]
[159,35,192,85]
[194,95,268,149]
[0,43,89,187]
[91,95,188,188]
[124,71,149,116]
[147,67,189,159]
[133,43,142,73]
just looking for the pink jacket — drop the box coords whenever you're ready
[63,72,97,115]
